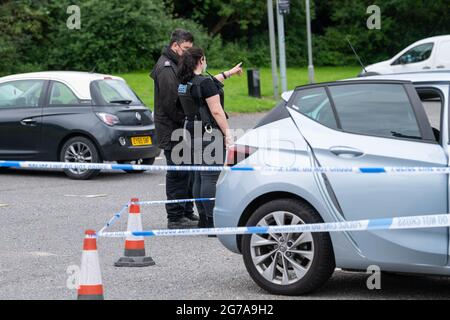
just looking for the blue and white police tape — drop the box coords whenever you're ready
[3,160,450,174]
[98,198,215,233]
[97,213,450,238]
[99,205,130,234]
[135,198,215,207]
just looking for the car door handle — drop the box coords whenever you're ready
[329,146,364,158]
[423,66,431,70]
[436,65,445,69]
[21,118,37,126]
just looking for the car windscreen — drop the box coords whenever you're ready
[90,79,143,106]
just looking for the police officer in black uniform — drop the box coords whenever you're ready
[150,29,199,229]
[177,47,242,228]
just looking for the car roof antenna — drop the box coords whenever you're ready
[89,66,96,74]
[346,37,367,73]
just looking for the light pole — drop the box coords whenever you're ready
[305,0,315,84]
[267,0,279,97]
[276,0,288,93]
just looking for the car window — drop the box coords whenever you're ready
[416,87,443,142]
[395,43,434,65]
[90,79,142,106]
[49,82,81,105]
[291,87,338,129]
[328,83,422,140]
[0,80,44,108]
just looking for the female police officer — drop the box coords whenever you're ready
[177,47,242,228]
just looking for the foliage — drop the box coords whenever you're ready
[45,0,207,73]
[0,0,449,75]
[0,1,49,74]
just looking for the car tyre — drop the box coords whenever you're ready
[118,158,155,173]
[60,136,101,180]
[242,198,335,295]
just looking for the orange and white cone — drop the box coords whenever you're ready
[77,230,104,300]
[115,198,155,267]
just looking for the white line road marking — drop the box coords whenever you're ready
[0,204,8,208]
[158,184,166,186]
[28,251,58,257]
[0,251,57,258]
[64,194,108,198]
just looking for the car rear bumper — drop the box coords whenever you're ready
[98,124,161,161]
[214,172,248,254]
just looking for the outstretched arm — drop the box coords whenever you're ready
[214,62,243,83]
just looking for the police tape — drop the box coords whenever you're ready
[136,198,215,207]
[97,213,450,238]
[3,160,450,174]
[98,198,216,233]
[99,205,129,234]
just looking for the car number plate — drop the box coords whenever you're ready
[131,136,152,146]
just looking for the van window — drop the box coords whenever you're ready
[394,43,434,65]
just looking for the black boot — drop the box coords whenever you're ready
[185,213,200,221]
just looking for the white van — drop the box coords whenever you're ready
[360,35,450,76]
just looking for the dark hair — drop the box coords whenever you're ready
[169,29,194,46]
[177,47,205,84]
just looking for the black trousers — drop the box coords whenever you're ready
[191,133,225,224]
[164,149,194,222]
[193,171,220,222]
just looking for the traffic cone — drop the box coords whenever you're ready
[77,230,104,300]
[114,198,155,267]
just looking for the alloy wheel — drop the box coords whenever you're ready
[250,211,314,285]
[64,141,93,175]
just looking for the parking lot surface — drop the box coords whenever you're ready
[1,111,450,300]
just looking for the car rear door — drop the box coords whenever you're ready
[40,81,93,160]
[287,81,448,266]
[0,79,47,160]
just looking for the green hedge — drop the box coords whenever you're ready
[0,0,210,75]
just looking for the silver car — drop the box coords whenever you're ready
[214,72,450,295]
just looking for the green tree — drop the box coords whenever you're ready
[173,0,267,37]
[1,0,449,74]
[0,0,50,75]
[0,0,210,74]
[46,0,196,72]
[314,0,450,66]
